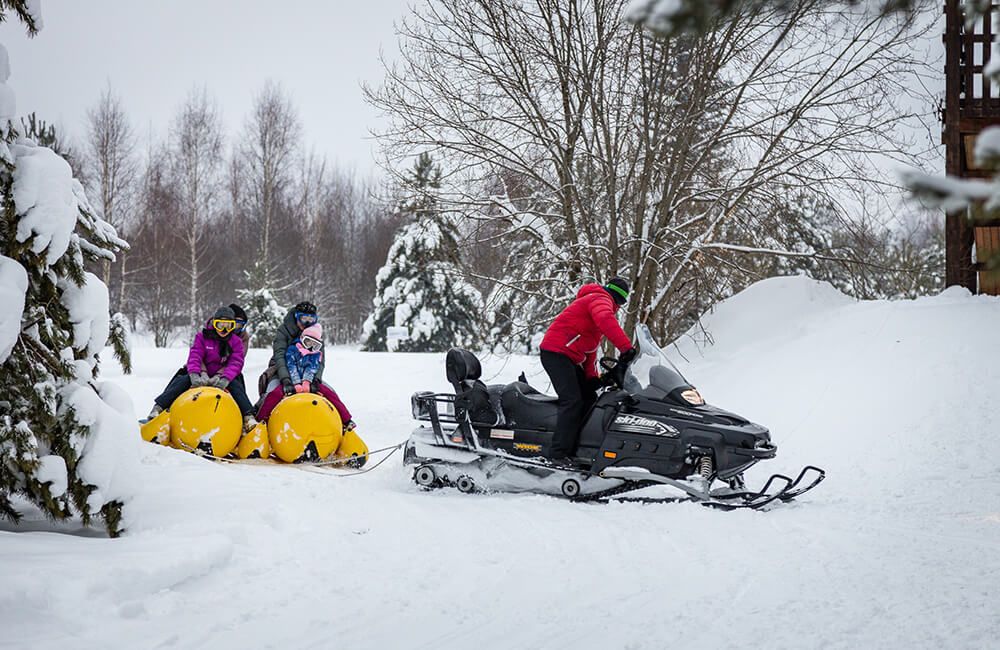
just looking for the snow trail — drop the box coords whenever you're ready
[2,277,998,649]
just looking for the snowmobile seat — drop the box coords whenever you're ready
[446,348,503,425]
[500,382,558,431]
[446,348,482,393]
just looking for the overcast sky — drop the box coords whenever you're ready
[0,0,410,173]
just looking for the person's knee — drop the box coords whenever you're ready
[558,390,584,408]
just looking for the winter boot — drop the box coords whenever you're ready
[140,403,163,424]
[243,414,259,433]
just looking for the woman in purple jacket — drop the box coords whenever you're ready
[144,306,257,431]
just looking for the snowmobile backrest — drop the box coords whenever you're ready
[446,348,482,391]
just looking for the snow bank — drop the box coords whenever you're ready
[0,255,27,363]
[672,275,853,358]
[11,141,80,265]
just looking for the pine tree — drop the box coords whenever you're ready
[0,1,42,36]
[0,26,134,535]
[236,262,288,348]
[362,153,482,352]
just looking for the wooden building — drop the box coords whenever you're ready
[943,0,1000,293]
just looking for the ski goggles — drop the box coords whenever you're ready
[300,335,322,352]
[295,312,318,326]
[211,318,237,336]
[234,318,247,333]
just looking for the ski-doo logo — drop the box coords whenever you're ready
[612,414,679,437]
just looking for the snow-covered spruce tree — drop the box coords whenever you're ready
[236,262,288,347]
[362,153,481,352]
[0,30,136,535]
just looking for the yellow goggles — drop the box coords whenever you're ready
[212,318,237,335]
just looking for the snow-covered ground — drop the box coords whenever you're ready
[2,276,999,649]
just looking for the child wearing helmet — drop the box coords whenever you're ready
[256,323,354,430]
[268,301,320,394]
[144,306,257,431]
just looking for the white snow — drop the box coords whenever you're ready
[59,379,142,511]
[36,455,67,498]
[0,255,27,363]
[899,167,995,212]
[0,44,13,122]
[2,276,999,648]
[0,43,10,83]
[11,141,80,265]
[625,0,682,33]
[59,271,111,362]
[974,125,1000,168]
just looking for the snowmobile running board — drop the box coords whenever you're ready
[593,465,826,509]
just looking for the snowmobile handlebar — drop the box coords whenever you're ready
[599,355,631,390]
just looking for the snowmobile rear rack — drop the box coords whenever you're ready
[411,391,492,451]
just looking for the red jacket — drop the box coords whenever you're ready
[539,284,632,378]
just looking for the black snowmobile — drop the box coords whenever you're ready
[405,325,824,509]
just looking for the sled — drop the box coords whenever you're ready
[139,388,369,467]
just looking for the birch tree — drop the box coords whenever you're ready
[237,81,301,280]
[85,84,138,312]
[169,88,224,328]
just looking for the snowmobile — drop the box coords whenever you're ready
[404,325,824,509]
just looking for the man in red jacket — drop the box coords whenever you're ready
[539,277,637,462]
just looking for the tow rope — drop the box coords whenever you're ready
[176,439,407,476]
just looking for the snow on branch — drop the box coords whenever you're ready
[627,0,941,37]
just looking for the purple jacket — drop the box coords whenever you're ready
[186,328,245,381]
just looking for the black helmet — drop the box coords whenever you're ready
[229,303,247,321]
[294,301,317,315]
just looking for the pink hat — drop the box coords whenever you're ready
[302,323,322,340]
[296,323,324,355]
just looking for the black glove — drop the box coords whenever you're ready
[282,379,295,396]
[309,382,321,394]
[619,347,638,365]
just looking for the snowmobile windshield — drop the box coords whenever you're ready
[623,324,692,398]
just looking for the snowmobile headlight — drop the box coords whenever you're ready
[681,389,705,406]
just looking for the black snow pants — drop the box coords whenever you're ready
[154,367,254,416]
[540,350,596,458]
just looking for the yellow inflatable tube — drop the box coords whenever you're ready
[169,387,243,457]
[268,393,343,463]
[140,409,171,446]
